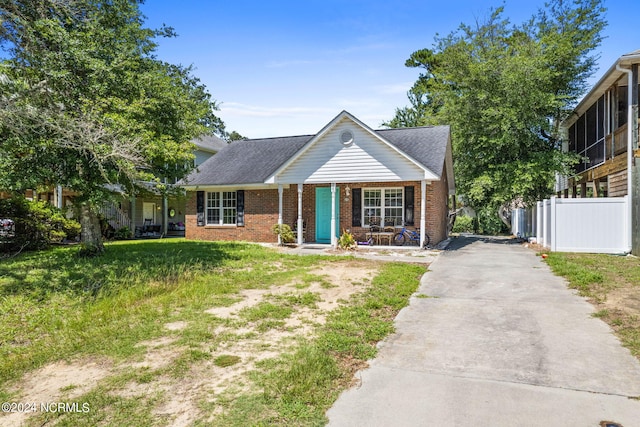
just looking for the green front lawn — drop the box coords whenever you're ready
[0,239,425,425]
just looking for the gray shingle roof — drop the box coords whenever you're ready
[183,135,313,185]
[377,125,450,178]
[192,134,229,152]
[181,125,450,186]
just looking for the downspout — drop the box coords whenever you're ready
[616,64,633,253]
[277,184,283,245]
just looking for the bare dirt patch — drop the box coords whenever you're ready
[132,337,183,370]
[205,261,376,323]
[602,287,640,313]
[2,359,111,427]
[131,259,378,424]
[2,259,380,427]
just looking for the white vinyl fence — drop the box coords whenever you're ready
[512,196,629,254]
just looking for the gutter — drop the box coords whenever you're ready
[564,51,640,128]
[616,64,634,253]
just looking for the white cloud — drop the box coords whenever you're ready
[374,82,413,95]
[219,103,339,137]
[221,103,335,118]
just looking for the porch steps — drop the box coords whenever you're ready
[99,202,131,231]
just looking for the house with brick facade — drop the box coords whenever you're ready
[181,111,455,247]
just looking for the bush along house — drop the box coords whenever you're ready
[180,111,455,247]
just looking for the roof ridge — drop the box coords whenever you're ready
[240,134,315,142]
[376,125,446,131]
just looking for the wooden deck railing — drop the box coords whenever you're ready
[605,123,640,159]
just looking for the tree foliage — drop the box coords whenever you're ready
[0,197,81,253]
[387,0,606,217]
[225,130,247,142]
[0,0,224,251]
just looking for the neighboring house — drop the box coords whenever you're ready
[110,134,229,237]
[0,188,75,210]
[556,49,640,199]
[549,49,639,254]
[3,134,230,238]
[180,111,455,247]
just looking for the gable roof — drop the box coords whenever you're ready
[265,110,438,183]
[192,134,229,153]
[181,111,453,191]
[184,135,313,185]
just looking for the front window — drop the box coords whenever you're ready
[206,191,236,225]
[363,189,381,226]
[384,188,403,226]
[363,188,403,227]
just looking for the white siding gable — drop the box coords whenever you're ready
[275,118,430,184]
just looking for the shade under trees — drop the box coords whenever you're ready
[386,0,606,233]
[0,0,224,252]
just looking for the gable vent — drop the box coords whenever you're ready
[340,130,354,146]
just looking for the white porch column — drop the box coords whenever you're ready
[420,180,427,248]
[130,194,136,231]
[163,194,169,236]
[55,185,63,209]
[331,183,337,248]
[297,184,304,245]
[162,178,168,236]
[278,184,283,245]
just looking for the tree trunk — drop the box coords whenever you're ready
[79,201,104,253]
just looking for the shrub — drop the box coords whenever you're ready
[271,223,295,244]
[0,196,81,252]
[337,230,356,250]
[452,215,474,233]
[476,206,509,235]
[113,226,132,240]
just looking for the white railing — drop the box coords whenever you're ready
[513,196,629,254]
[99,202,131,231]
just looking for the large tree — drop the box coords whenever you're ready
[0,0,224,251]
[387,0,606,232]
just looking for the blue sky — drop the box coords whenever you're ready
[140,1,640,138]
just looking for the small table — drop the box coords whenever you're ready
[367,231,395,245]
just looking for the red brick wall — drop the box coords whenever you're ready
[425,166,450,244]
[185,188,297,242]
[185,178,450,244]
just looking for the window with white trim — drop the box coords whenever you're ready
[206,191,236,225]
[384,188,403,226]
[363,188,403,227]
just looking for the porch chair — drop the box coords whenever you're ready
[366,217,382,245]
[383,218,396,232]
[379,218,396,245]
[142,218,153,234]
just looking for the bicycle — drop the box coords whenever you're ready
[393,226,430,247]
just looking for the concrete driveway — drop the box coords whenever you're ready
[327,236,640,427]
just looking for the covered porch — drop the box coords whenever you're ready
[273,181,430,248]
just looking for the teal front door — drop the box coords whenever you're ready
[315,187,339,243]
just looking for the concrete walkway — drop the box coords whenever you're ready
[274,243,441,264]
[327,236,640,427]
